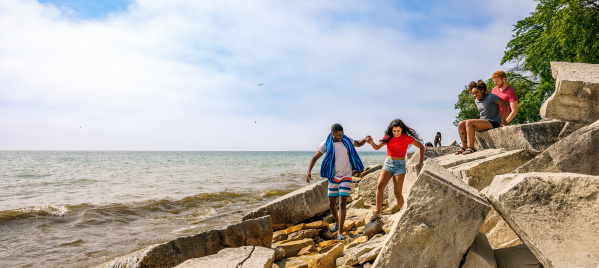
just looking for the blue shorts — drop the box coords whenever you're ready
[328,177,352,197]
[383,159,406,176]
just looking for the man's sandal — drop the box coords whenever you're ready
[455,147,466,155]
[462,147,477,155]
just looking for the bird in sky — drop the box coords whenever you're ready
[258,83,263,86]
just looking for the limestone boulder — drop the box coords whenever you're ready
[462,233,497,268]
[393,145,465,204]
[540,61,599,124]
[482,172,599,268]
[494,244,542,268]
[406,145,462,165]
[479,209,521,249]
[98,216,272,268]
[444,140,459,147]
[515,119,599,175]
[362,219,384,240]
[358,169,388,206]
[358,164,383,178]
[274,238,314,258]
[373,160,490,268]
[307,243,344,268]
[447,149,540,191]
[474,120,566,151]
[174,246,275,268]
[336,235,387,267]
[243,180,329,227]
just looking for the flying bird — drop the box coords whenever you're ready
[258,83,263,86]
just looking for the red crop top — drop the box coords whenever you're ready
[384,134,415,158]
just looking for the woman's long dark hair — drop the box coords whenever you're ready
[381,119,422,143]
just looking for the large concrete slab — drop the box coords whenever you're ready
[448,149,540,191]
[474,120,566,151]
[97,216,272,268]
[175,246,275,268]
[516,119,599,175]
[540,61,599,124]
[373,160,490,268]
[242,179,329,227]
[482,172,599,268]
[462,232,497,268]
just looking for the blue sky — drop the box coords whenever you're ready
[0,0,538,151]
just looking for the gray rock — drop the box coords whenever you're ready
[494,244,542,268]
[515,119,599,175]
[242,180,329,226]
[358,169,388,206]
[443,140,459,147]
[474,120,566,151]
[359,164,383,178]
[362,219,384,239]
[482,172,599,268]
[175,246,275,268]
[448,149,540,191]
[336,235,387,266]
[462,233,497,268]
[372,160,490,268]
[97,216,272,268]
[390,145,462,205]
[479,208,521,249]
[540,61,599,124]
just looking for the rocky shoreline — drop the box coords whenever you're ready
[98,61,599,268]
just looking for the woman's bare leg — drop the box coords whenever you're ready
[465,119,493,148]
[457,120,467,148]
[392,174,406,210]
[375,169,393,217]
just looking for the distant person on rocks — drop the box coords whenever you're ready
[456,80,509,155]
[425,142,433,147]
[434,132,442,147]
[491,71,519,126]
[306,123,369,240]
[366,119,424,222]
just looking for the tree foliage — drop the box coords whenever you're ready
[454,0,599,126]
[502,0,599,81]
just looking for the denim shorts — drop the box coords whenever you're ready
[383,158,406,176]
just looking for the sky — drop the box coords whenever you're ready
[0,0,538,151]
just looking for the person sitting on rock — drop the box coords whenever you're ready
[491,71,519,126]
[306,123,369,240]
[434,132,442,147]
[366,119,424,222]
[455,80,509,155]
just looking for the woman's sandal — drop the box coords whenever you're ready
[370,215,382,223]
[462,147,477,155]
[455,147,466,155]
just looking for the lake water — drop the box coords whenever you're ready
[0,150,387,267]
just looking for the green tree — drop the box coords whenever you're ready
[453,73,539,126]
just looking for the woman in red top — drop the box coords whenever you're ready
[367,119,425,222]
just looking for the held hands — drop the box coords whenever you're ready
[501,119,509,127]
[416,162,423,169]
[365,135,373,144]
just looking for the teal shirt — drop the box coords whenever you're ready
[475,93,501,124]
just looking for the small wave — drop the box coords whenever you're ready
[260,189,292,197]
[0,204,70,222]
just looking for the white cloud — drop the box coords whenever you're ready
[0,0,537,150]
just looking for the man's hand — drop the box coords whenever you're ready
[501,119,509,127]
[305,173,311,183]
